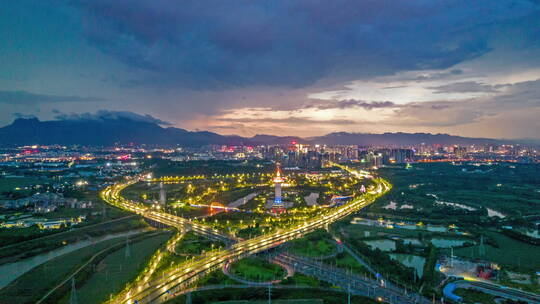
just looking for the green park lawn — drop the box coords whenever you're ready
[230,257,286,282]
[288,230,336,258]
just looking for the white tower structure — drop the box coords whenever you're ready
[273,164,284,207]
[159,182,166,205]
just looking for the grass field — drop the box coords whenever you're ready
[0,231,162,304]
[0,177,44,193]
[325,251,369,276]
[230,257,286,282]
[58,232,171,304]
[454,288,496,304]
[288,230,336,258]
[453,230,540,271]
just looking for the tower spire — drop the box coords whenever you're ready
[272,163,284,210]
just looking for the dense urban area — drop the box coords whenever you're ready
[0,142,538,304]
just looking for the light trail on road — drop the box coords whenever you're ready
[101,168,392,304]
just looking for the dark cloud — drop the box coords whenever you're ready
[218,116,357,125]
[428,81,505,94]
[52,110,172,125]
[430,104,452,110]
[0,90,105,104]
[74,0,539,89]
[389,101,484,127]
[413,69,464,81]
[382,85,408,90]
[12,113,38,119]
[485,79,540,107]
[306,99,398,110]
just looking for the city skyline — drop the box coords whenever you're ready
[1,1,540,138]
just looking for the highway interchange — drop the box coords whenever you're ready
[100,166,394,304]
[100,165,540,304]
[100,166,540,304]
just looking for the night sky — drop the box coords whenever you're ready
[1,0,540,138]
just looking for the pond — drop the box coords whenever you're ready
[430,238,470,248]
[522,229,540,239]
[364,239,395,251]
[304,192,320,206]
[389,253,425,278]
[351,217,450,233]
[228,192,258,208]
[395,223,447,232]
[402,238,422,246]
[486,208,506,218]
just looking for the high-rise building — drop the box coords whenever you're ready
[454,146,467,159]
[390,148,414,164]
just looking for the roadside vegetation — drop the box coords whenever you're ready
[0,216,147,264]
[164,287,378,304]
[0,230,169,304]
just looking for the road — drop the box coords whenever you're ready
[274,252,431,304]
[36,231,168,304]
[100,181,237,244]
[447,280,540,303]
[101,169,396,304]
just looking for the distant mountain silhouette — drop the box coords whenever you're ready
[249,134,303,145]
[0,117,513,146]
[307,132,504,146]
[0,117,238,146]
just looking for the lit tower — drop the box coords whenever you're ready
[273,164,284,207]
[159,182,166,205]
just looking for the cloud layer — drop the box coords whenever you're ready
[53,110,172,125]
[1,1,539,139]
[0,90,105,104]
[76,0,539,89]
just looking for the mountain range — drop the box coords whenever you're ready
[0,117,520,147]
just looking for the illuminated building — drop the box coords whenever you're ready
[272,164,285,212]
[454,146,467,159]
[273,164,284,208]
